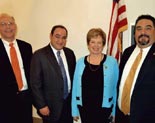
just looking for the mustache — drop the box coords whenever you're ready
[138,34,149,39]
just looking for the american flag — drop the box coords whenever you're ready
[107,0,128,62]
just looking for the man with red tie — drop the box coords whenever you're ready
[0,13,33,123]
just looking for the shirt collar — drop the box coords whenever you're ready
[50,43,63,54]
[136,45,152,52]
[1,38,17,46]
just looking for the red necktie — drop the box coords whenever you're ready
[9,43,23,90]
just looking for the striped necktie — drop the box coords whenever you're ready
[121,49,142,115]
[57,51,68,99]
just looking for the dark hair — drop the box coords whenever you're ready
[87,28,106,45]
[50,25,68,37]
[134,14,155,34]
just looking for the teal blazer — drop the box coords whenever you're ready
[72,55,119,117]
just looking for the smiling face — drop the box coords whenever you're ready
[134,19,155,48]
[87,28,106,55]
[88,35,104,55]
[0,14,17,42]
[50,27,67,50]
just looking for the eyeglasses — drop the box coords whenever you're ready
[0,22,15,27]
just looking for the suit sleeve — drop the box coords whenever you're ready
[30,51,47,109]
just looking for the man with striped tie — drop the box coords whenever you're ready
[30,25,76,123]
[116,14,155,123]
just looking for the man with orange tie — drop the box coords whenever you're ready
[116,14,155,123]
[0,13,33,123]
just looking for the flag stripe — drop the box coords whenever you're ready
[107,2,117,55]
[107,0,128,62]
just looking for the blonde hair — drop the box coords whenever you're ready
[0,13,15,21]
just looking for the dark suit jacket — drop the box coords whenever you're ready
[30,44,76,120]
[116,43,155,123]
[0,39,33,123]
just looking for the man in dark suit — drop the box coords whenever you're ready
[0,13,33,123]
[116,14,155,123]
[30,25,76,123]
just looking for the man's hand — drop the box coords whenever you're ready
[73,116,80,122]
[39,106,50,116]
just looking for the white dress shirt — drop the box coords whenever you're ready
[50,44,71,93]
[118,45,151,111]
[2,39,28,91]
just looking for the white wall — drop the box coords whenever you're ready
[1,0,155,58]
[123,0,155,50]
[1,0,155,122]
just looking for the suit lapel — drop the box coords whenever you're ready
[118,45,136,87]
[45,45,62,77]
[17,40,24,61]
[134,43,155,89]
[0,39,13,71]
[0,39,17,85]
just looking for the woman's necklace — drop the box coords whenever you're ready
[88,54,103,72]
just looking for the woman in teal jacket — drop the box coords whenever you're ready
[72,28,119,123]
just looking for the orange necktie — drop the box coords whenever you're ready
[121,49,142,115]
[9,43,23,90]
